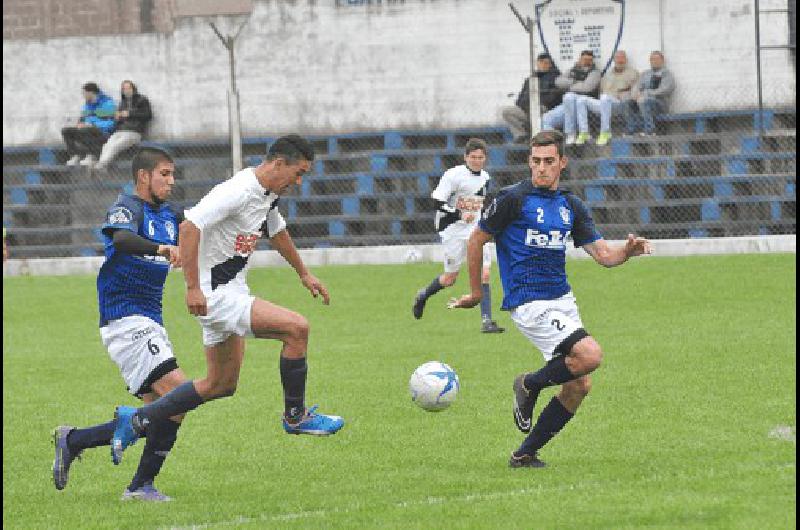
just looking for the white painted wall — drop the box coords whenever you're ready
[2,0,795,145]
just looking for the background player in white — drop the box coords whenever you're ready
[450,130,651,468]
[52,147,188,501]
[111,135,344,464]
[412,138,504,333]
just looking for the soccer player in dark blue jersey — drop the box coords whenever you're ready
[451,130,651,468]
[52,146,190,501]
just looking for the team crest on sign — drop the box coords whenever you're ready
[535,0,625,75]
[559,206,570,224]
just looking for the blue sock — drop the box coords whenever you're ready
[67,420,116,451]
[128,419,180,491]
[421,277,444,300]
[480,283,492,320]
[515,397,574,456]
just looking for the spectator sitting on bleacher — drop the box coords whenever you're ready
[502,53,563,143]
[623,51,676,136]
[95,80,153,172]
[573,50,639,146]
[62,82,116,167]
[541,50,602,145]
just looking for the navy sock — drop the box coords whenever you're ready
[516,397,574,456]
[135,381,204,432]
[480,283,492,320]
[421,277,444,300]
[280,357,307,419]
[523,355,576,394]
[67,420,116,451]
[128,419,180,491]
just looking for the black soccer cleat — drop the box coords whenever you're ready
[53,426,82,490]
[412,289,427,320]
[513,374,538,433]
[480,320,505,333]
[509,451,547,469]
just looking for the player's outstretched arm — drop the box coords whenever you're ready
[179,220,207,316]
[449,227,493,309]
[583,233,652,268]
[270,229,330,305]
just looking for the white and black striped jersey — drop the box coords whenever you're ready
[184,167,286,295]
[430,164,491,238]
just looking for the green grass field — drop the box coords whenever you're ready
[3,254,796,529]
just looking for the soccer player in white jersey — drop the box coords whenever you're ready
[451,130,651,468]
[111,135,344,464]
[412,138,504,333]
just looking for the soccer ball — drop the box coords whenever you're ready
[409,361,460,411]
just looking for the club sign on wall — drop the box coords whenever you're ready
[535,0,625,75]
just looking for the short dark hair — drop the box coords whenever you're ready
[651,50,664,59]
[536,53,552,61]
[132,146,174,179]
[82,82,100,94]
[530,129,565,156]
[267,134,315,163]
[580,50,594,57]
[464,137,487,155]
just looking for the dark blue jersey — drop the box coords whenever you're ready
[478,180,601,310]
[97,194,182,327]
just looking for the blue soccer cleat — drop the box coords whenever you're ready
[111,406,140,465]
[52,426,82,490]
[283,405,345,436]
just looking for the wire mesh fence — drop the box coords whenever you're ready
[2,9,796,259]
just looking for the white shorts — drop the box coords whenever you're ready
[100,315,177,397]
[197,285,256,346]
[510,292,588,362]
[442,235,494,273]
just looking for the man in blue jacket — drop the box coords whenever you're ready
[62,82,116,166]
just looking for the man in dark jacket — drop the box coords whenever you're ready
[95,80,153,171]
[502,53,562,143]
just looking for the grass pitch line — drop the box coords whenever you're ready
[164,486,547,529]
[163,459,797,530]
[768,425,796,442]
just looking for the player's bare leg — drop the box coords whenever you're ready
[248,298,344,435]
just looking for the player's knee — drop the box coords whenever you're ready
[582,345,603,372]
[216,380,238,398]
[290,315,310,342]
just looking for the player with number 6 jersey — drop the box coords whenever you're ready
[52,147,190,501]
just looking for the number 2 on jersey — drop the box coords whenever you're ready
[537,207,544,223]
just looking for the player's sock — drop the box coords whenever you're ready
[480,283,492,321]
[523,355,576,393]
[134,381,203,432]
[515,397,574,456]
[421,277,444,300]
[280,356,307,421]
[128,418,180,492]
[66,420,116,451]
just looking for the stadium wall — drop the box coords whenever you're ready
[2,235,796,277]
[2,0,795,145]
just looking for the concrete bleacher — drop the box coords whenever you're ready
[3,108,796,258]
